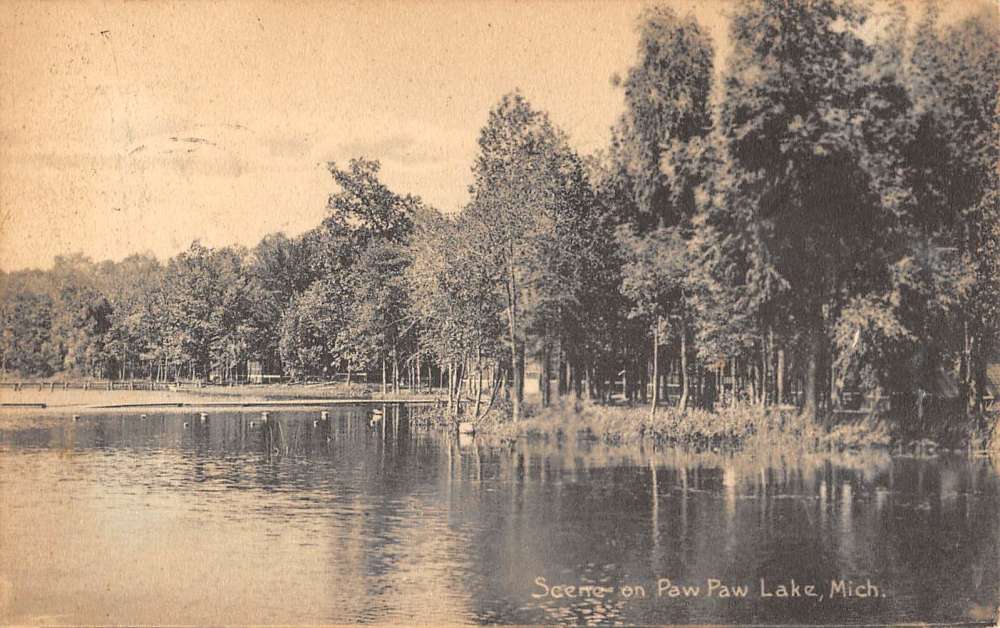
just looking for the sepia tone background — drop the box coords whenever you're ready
[1,1,998,626]
[0,0,989,272]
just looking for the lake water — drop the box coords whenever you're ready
[1,406,998,625]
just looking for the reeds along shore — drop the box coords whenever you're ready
[483,401,1000,456]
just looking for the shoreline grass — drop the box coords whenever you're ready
[482,402,902,453]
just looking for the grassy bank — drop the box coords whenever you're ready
[482,401,1000,455]
[484,402,897,452]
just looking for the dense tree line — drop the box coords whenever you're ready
[2,0,997,427]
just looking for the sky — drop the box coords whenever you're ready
[0,0,990,272]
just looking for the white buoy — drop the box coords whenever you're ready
[249,421,256,428]
[200,412,208,422]
[140,414,147,419]
[183,421,190,428]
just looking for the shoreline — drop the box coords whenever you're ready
[0,384,445,414]
[3,386,996,457]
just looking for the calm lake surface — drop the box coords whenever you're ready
[1,406,998,625]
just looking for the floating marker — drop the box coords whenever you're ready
[72,415,80,421]
[321,411,329,420]
[183,422,190,428]
[261,411,270,423]
[199,412,208,422]
[140,414,147,419]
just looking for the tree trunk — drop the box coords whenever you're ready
[392,344,399,395]
[801,326,823,424]
[679,324,689,411]
[447,360,455,415]
[474,347,483,419]
[453,361,465,416]
[571,359,582,400]
[972,349,986,416]
[640,352,649,404]
[505,257,523,422]
[751,363,759,406]
[962,318,972,414]
[479,364,504,419]
[650,322,659,418]
[381,358,387,396]
[541,335,551,407]
[760,333,769,406]
[777,348,785,406]
[696,362,704,409]
[558,342,567,398]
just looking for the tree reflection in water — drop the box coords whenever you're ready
[0,408,996,625]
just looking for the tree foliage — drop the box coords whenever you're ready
[1,3,996,436]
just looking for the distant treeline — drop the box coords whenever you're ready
[2,1,998,425]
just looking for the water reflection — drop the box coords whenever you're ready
[0,408,997,625]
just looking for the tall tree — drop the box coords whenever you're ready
[715,0,914,421]
[408,207,505,416]
[466,92,597,420]
[605,6,714,409]
[909,4,1000,411]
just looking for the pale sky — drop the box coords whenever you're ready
[0,0,989,271]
